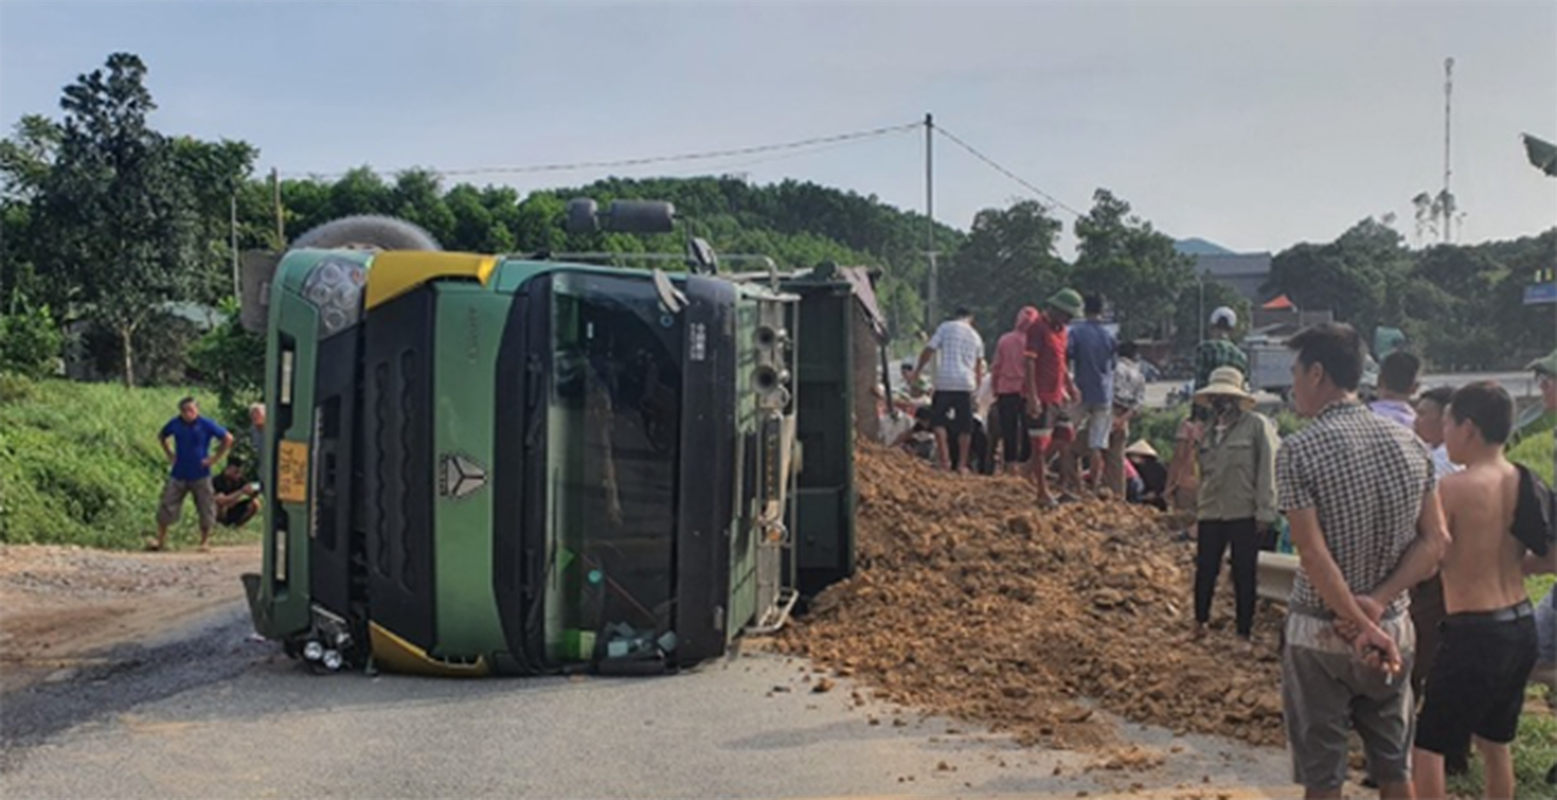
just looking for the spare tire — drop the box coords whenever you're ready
[290,214,441,252]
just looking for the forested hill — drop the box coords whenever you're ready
[252,173,960,339]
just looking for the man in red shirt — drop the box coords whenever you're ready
[1025,288,1083,508]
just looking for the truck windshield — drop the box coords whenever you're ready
[544,272,682,663]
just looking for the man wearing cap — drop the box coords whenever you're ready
[1526,349,1557,714]
[1196,306,1249,391]
[1025,289,1083,508]
[1190,366,1279,646]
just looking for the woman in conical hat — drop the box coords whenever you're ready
[1189,366,1279,648]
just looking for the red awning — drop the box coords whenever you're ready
[1262,294,1295,310]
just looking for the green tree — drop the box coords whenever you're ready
[0,114,61,201]
[1071,188,1194,340]
[941,199,1066,343]
[28,52,204,387]
[169,136,258,301]
[0,115,63,310]
[1263,217,1410,341]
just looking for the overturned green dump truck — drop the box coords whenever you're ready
[239,201,882,676]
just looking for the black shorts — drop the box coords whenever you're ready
[1414,603,1538,753]
[930,391,973,435]
[218,499,254,528]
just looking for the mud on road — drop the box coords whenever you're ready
[0,544,260,694]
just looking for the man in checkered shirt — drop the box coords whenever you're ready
[911,308,986,473]
[1275,323,1450,799]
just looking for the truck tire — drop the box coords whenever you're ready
[290,215,441,252]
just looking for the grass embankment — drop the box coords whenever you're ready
[0,377,260,550]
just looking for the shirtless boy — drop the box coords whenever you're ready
[1413,382,1551,800]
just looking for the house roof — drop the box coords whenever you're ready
[1194,252,1273,278]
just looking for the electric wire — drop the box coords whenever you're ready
[931,123,1085,218]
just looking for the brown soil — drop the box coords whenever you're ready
[0,544,259,694]
[778,444,1287,750]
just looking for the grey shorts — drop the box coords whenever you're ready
[157,477,216,530]
[1081,405,1112,450]
[1281,608,1416,791]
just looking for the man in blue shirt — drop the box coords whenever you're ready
[152,397,234,551]
[1066,294,1117,495]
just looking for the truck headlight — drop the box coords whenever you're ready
[301,257,366,336]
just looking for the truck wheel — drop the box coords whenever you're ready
[290,214,441,252]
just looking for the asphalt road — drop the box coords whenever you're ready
[0,603,1301,799]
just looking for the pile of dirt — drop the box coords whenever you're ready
[778,444,1287,750]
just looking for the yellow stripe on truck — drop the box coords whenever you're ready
[364,251,498,310]
[368,622,490,677]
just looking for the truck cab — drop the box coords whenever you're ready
[243,207,805,676]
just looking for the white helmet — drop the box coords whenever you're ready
[1209,306,1237,330]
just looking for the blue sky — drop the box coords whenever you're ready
[2,0,1554,258]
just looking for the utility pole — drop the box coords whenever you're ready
[1441,57,1454,244]
[924,112,938,330]
[230,190,241,300]
[272,168,285,248]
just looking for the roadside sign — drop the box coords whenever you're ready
[1524,282,1557,305]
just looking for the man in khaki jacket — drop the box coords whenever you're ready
[1191,366,1279,647]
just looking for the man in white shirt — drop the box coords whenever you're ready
[911,308,985,474]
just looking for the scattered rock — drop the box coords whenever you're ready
[776,445,1287,749]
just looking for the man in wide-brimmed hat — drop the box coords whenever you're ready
[1189,366,1279,646]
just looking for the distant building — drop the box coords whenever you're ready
[1192,252,1273,303]
[1173,239,1274,304]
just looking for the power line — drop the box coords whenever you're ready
[931,123,1085,218]
[280,121,921,181]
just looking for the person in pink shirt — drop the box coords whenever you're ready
[989,306,1039,473]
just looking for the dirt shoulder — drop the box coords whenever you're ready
[0,544,260,694]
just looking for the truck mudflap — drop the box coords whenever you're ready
[241,572,265,631]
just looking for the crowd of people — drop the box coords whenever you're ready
[884,291,1165,508]
[885,298,1557,798]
